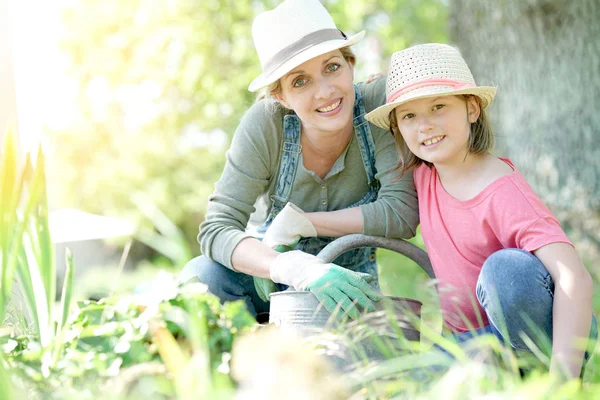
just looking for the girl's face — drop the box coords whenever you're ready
[276,50,355,137]
[393,95,480,167]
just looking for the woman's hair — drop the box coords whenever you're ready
[389,95,494,177]
[255,46,357,102]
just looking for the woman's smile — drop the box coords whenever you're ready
[316,98,343,115]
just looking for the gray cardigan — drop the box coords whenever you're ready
[199,78,419,269]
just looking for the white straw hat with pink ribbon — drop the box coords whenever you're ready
[248,0,365,92]
[365,43,497,130]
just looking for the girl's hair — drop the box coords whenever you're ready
[389,95,494,177]
[255,46,357,102]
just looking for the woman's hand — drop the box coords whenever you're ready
[270,250,381,319]
[263,202,317,251]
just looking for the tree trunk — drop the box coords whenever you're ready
[449,0,600,259]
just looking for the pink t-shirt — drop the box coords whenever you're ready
[414,158,572,332]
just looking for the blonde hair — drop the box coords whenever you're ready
[389,95,494,176]
[255,46,356,102]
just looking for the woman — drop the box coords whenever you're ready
[180,0,419,321]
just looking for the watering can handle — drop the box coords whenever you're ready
[316,234,435,279]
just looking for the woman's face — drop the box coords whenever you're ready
[276,50,355,137]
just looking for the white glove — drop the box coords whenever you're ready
[270,250,327,290]
[270,251,381,320]
[263,202,317,251]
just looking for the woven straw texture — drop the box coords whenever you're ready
[366,43,496,129]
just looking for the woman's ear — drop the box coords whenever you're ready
[275,94,289,109]
[466,96,481,123]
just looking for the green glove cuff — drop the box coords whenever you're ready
[253,277,278,303]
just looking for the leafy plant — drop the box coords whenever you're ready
[0,125,75,353]
[5,275,256,399]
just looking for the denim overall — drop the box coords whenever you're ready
[256,84,381,289]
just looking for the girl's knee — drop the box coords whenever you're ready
[477,248,552,314]
[479,248,545,286]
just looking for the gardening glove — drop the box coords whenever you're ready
[270,250,382,320]
[263,202,317,252]
[253,202,318,302]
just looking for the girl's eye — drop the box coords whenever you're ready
[433,104,445,111]
[293,77,307,88]
[402,113,415,120]
[327,63,341,72]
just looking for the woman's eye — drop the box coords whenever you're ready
[293,78,307,88]
[402,113,415,120]
[433,104,445,111]
[327,63,340,72]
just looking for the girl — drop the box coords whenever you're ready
[365,43,596,379]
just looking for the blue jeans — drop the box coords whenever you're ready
[454,248,597,364]
[179,255,272,318]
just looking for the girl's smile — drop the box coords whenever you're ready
[422,135,446,147]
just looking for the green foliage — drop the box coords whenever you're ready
[48,0,448,256]
[0,125,74,352]
[5,278,256,399]
[378,227,432,300]
[325,0,448,70]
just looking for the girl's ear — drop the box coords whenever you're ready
[466,96,481,123]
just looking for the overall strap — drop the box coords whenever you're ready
[270,114,302,211]
[352,84,380,195]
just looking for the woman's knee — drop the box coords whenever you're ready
[179,255,257,303]
[180,255,228,287]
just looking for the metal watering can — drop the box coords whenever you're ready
[268,234,434,369]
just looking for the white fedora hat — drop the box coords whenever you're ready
[248,0,365,92]
[365,43,497,130]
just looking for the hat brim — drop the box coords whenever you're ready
[248,30,365,92]
[365,86,497,130]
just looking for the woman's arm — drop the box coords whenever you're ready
[304,206,363,237]
[230,237,279,278]
[534,242,593,379]
[199,100,282,270]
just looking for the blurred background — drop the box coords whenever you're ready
[1,0,598,303]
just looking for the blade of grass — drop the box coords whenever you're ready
[2,156,38,323]
[0,125,20,321]
[0,123,18,249]
[58,248,74,333]
[131,193,191,265]
[52,248,74,366]
[149,320,193,400]
[0,353,15,400]
[21,235,51,347]
[16,247,40,333]
[31,147,55,327]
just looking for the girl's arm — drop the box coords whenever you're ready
[534,242,593,379]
